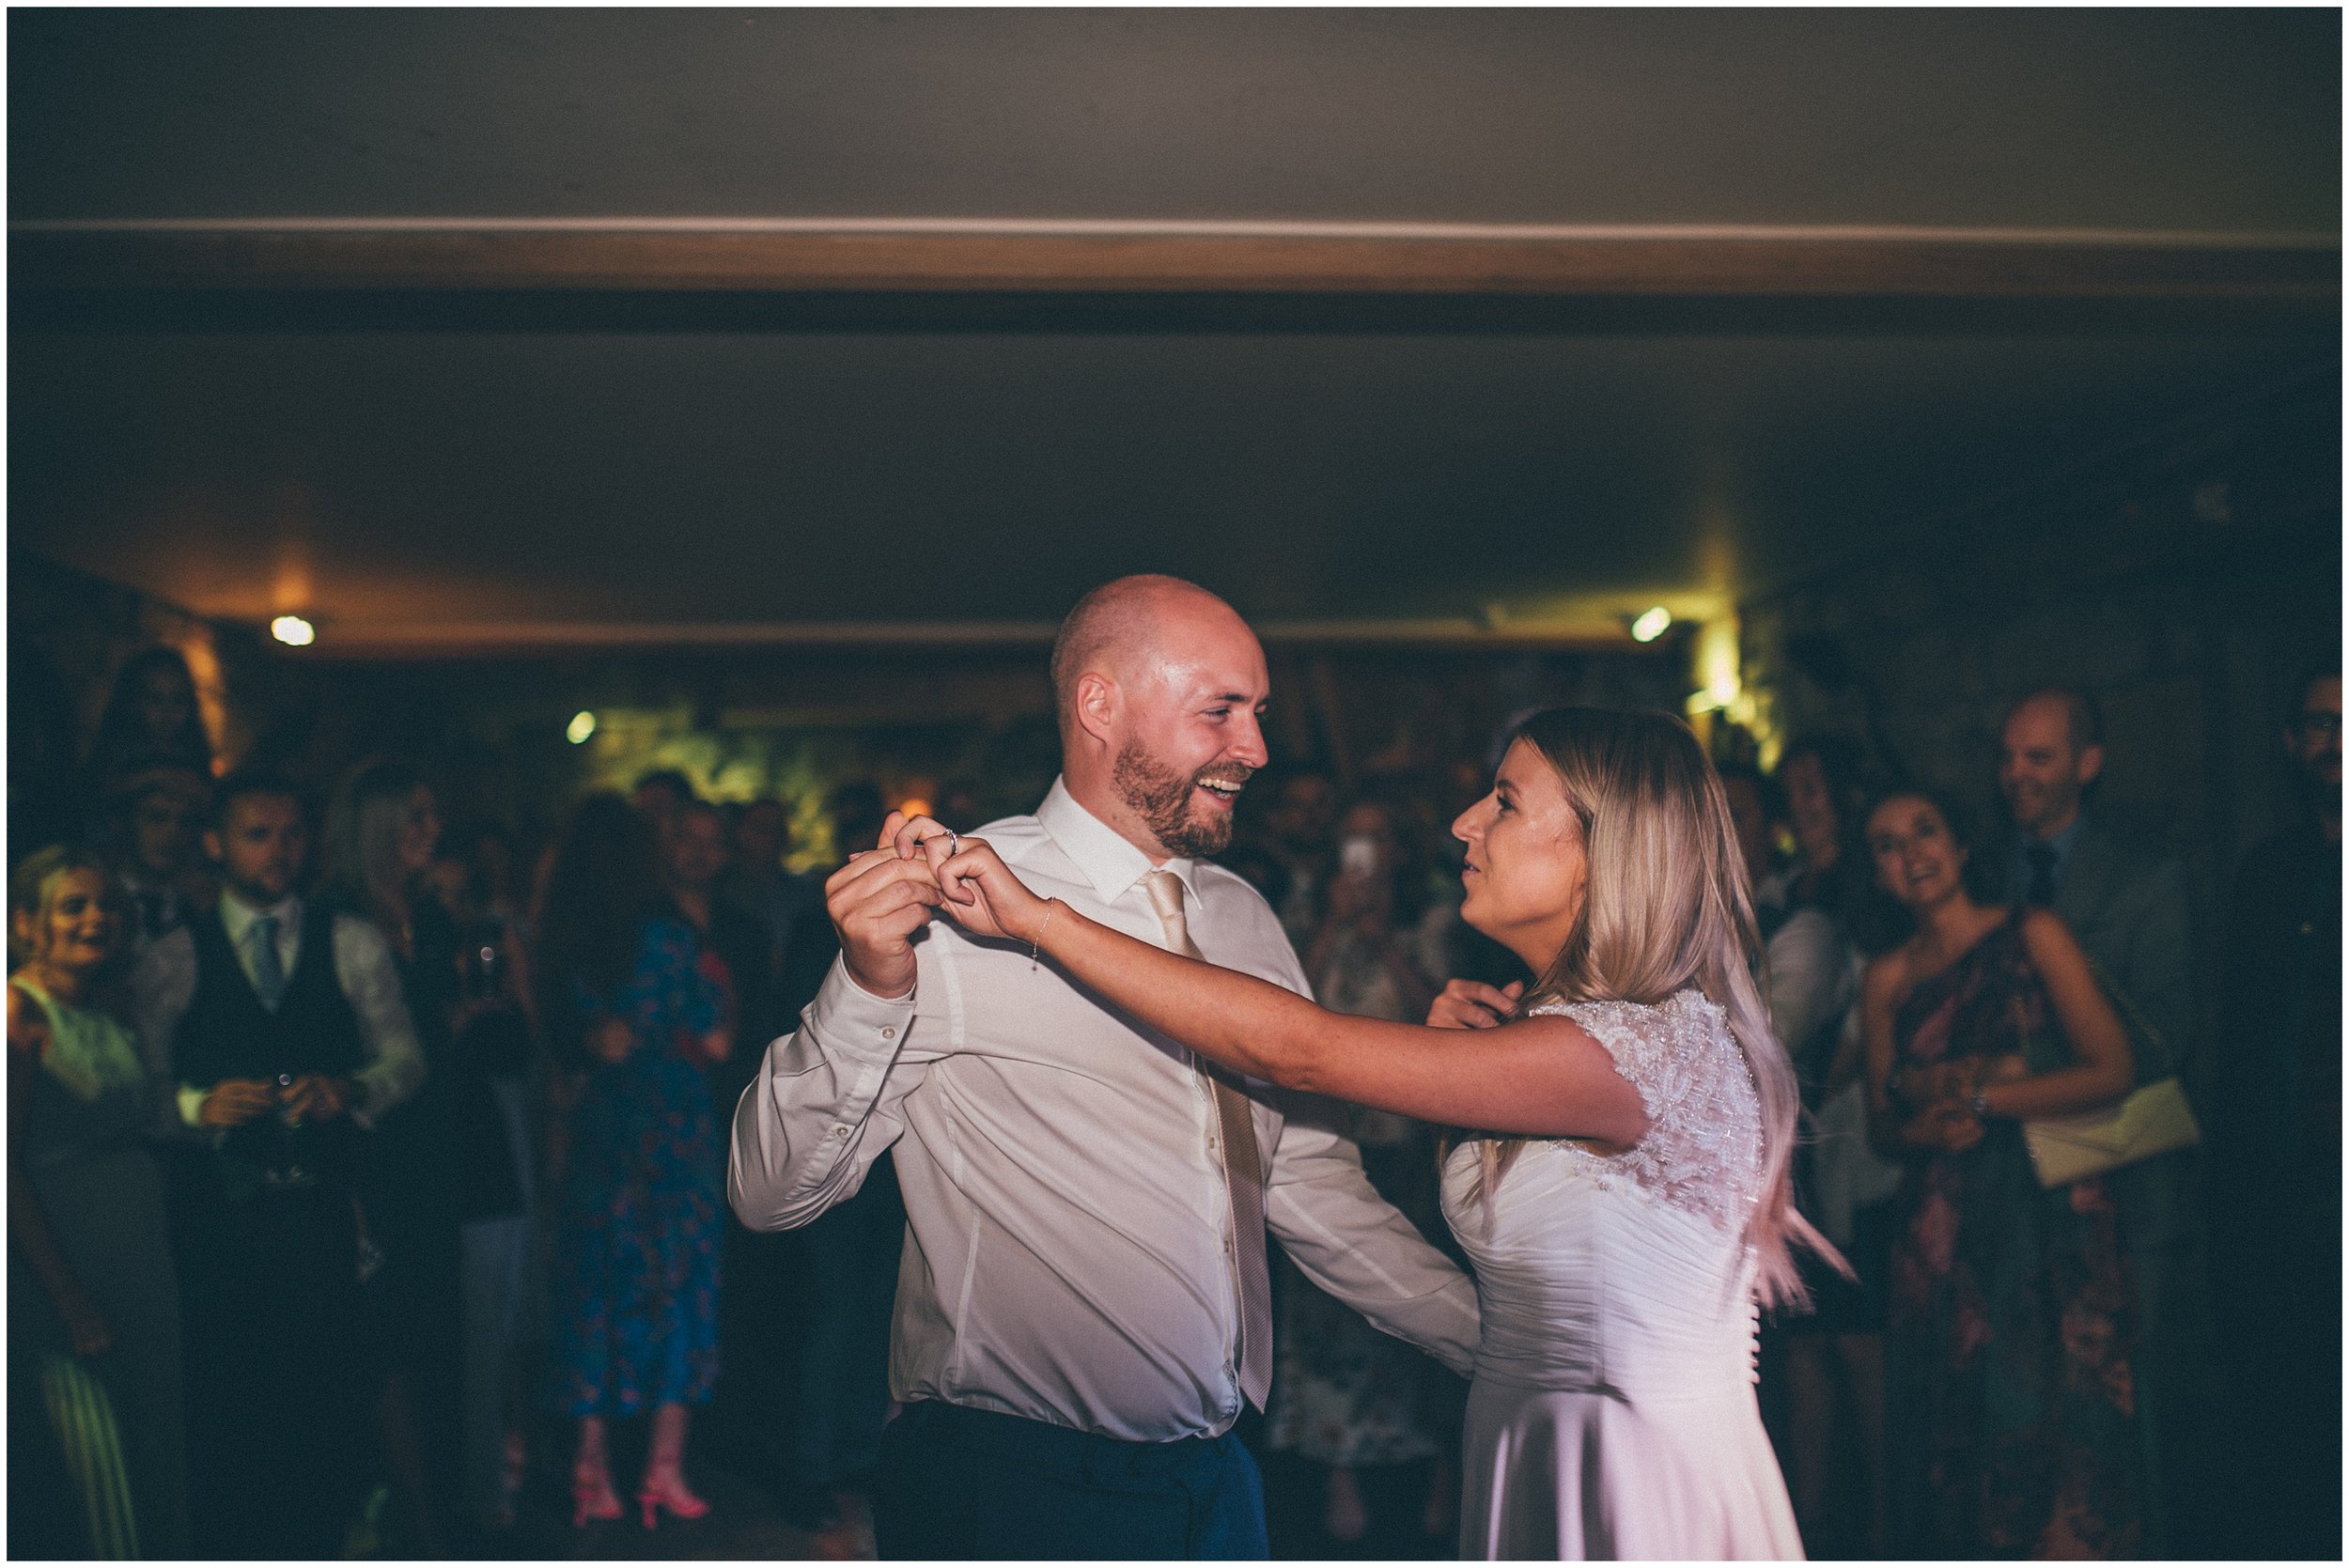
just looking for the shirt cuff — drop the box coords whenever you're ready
[178,1084,208,1128]
[808,953,917,1061]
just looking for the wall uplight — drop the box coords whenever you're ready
[567,710,598,745]
[1630,606,1672,644]
[270,615,317,647]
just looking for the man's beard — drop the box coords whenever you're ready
[1112,742,1250,859]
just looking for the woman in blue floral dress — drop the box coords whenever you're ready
[1859,789,2150,1558]
[538,796,732,1529]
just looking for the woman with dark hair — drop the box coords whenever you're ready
[1858,785,2149,1557]
[8,846,188,1558]
[1769,736,1872,917]
[892,707,1823,1558]
[537,794,729,1529]
[82,649,213,800]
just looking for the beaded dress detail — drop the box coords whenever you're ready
[1444,987,1800,1560]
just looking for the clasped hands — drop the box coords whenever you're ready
[824,810,1053,998]
[197,1072,358,1128]
[1891,1054,2026,1154]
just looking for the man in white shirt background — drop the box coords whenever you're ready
[130,770,424,1559]
[731,574,1481,1559]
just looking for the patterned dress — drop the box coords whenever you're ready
[548,918,728,1417]
[1884,912,2147,1558]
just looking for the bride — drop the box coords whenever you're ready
[900,706,1824,1560]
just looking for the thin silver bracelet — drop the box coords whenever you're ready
[1030,899,1059,970]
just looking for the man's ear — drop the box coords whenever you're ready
[1075,672,1120,748]
[2076,744,2106,788]
[202,829,223,866]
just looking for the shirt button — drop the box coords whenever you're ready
[880,1026,896,1040]
[831,1126,850,1139]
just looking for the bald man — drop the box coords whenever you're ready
[732,576,1479,1559]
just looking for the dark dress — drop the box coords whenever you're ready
[8,978,190,1559]
[1883,912,2149,1559]
[547,917,727,1416]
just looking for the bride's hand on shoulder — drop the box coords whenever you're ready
[1427,978,1522,1030]
[890,815,1052,945]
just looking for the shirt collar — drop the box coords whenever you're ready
[220,889,301,943]
[1035,777,1202,908]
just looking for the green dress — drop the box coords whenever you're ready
[8,978,189,1558]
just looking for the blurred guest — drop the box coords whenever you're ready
[722,798,824,989]
[82,648,213,800]
[325,761,534,1547]
[8,847,189,1558]
[104,766,213,960]
[1729,753,1895,1559]
[536,795,728,1530]
[630,768,697,841]
[1995,686,2210,1551]
[1271,796,1458,1547]
[2210,666,2341,1559]
[419,824,543,1531]
[1766,736,1874,917]
[1255,764,1339,946]
[1860,787,2148,1558]
[129,771,424,1559]
[665,800,770,1072]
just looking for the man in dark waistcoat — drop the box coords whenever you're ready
[130,770,424,1559]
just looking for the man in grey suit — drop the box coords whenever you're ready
[1994,686,2211,1554]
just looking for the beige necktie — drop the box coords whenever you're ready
[1143,869,1274,1409]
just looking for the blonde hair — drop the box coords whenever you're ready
[1465,706,1832,1310]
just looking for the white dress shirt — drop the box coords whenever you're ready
[130,890,427,1133]
[731,778,1481,1441]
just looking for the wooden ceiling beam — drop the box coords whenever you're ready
[13,221,2337,303]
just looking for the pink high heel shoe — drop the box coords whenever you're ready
[571,1472,623,1529]
[637,1471,709,1529]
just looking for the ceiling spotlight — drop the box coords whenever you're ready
[1630,606,1672,644]
[270,614,316,647]
[567,710,598,745]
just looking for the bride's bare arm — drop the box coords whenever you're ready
[912,827,1646,1143]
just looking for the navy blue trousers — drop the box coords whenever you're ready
[874,1400,1268,1560]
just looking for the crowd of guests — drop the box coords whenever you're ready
[7,644,2340,1560]
[7,649,900,1558]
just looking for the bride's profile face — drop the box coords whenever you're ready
[1452,737,1587,968]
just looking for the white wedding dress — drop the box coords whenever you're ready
[1444,989,1803,1560]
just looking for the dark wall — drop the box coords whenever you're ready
[1740,366,2340,1048]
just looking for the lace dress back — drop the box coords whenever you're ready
[1442,988,1800,1560]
